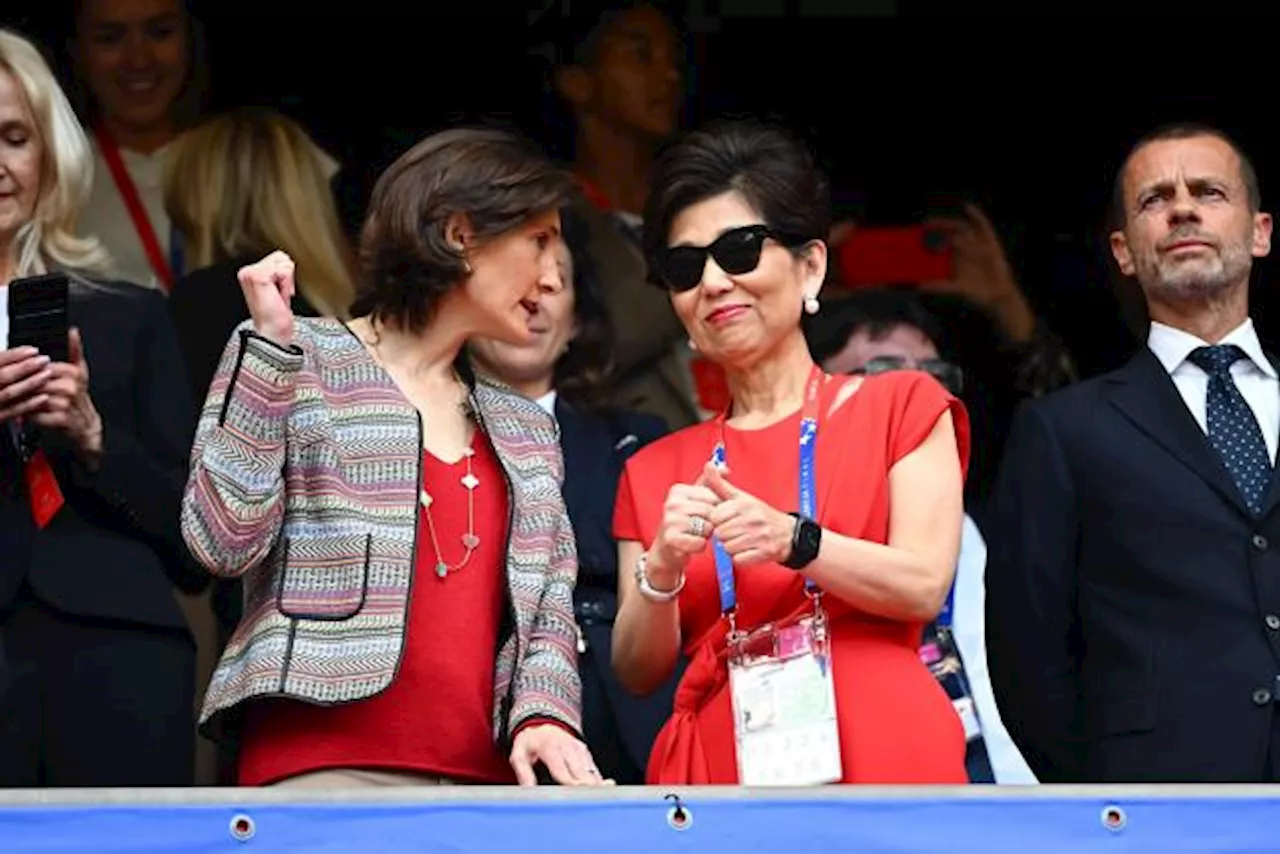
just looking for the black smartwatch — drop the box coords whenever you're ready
[782,513,822,569]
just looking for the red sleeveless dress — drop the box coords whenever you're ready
[613,371,970,784]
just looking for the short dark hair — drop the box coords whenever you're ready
[804,289,944,366]
[353,127,574,334]
[1111,122,1261,229]
[554,204,617,413]
[642,118,831,280]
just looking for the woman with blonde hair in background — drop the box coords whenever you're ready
[164,105,357,405]
[0,27,203,787]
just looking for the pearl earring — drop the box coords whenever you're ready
[688,338,698,351]
[804,295,820,315]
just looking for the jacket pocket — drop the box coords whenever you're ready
[275,533,371,621]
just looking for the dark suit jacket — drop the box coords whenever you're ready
[557,398,681,772]
[0,276,205,629]
[985,347,1280,782]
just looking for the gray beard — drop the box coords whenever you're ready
[1141,241,1252,301]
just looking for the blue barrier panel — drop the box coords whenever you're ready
[1,786,1278,853]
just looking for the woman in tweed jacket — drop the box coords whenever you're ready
[180,128,608,787]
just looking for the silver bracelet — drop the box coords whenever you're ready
[634,552,685,603]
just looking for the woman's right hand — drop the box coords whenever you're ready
[237,251,296,345]
[0,347,53,423]
[647,480,720,588]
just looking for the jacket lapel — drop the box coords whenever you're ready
[1105,348,1251,517]
[555,399,613,524]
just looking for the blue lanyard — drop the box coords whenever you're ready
[936,581,956,630]
[710,366,824,616]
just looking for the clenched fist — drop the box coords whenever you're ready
[237,250,296,345]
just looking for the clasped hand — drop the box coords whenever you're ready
[0,330,102,462]
[653,462,794,572]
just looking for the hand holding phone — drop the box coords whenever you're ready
[0,346,53,423]
[8,273,70,363]
[834,224,955,288]
[1,273,69,423]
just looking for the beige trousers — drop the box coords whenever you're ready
[271,768,459,787]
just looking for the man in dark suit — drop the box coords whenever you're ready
[556,397,681,782]
[985,122,1280,782]
[468,198,684,782]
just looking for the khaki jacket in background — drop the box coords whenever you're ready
[571,197,701,430]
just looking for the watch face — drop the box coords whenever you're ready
[786,516,821,568]
[799,520,821,554]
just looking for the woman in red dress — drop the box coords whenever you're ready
[611,119,970,784]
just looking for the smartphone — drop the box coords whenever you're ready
[8,273,70,363]
[835,225,954,288]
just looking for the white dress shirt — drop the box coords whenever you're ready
[1147,319,1280,462]
[952,514,1038,784]
[534,389,557,417]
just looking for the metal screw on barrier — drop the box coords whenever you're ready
[664,793,692,831]
[1101,805,1127,832]
[230,814,256,842]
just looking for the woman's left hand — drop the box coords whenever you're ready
[510,723,615,786]
[30,328,103,467]
[702,462,795,567]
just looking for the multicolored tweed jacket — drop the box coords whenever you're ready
[180,318,582,745]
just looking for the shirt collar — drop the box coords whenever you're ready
[535,389,558,417]
[1148,318,1277,379]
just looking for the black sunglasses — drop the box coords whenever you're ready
[651,224,808,292]
[852,356,964,396]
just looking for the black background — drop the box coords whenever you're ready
[4,1,1274,375]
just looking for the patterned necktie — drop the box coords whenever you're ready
[1187,344,1273,514]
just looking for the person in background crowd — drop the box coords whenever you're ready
[543,0,701,428]
[68,0,207,290]
[68,0,339,292]
[987,123,1280,782]
[469,203,680,784]
[181,128,609,788]
[826,205,1077,512]
[806,288,1037,784]
[0,28,202,787]
[164,106,357,408]
[611,118,970,784]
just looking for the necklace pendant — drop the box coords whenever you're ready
[461,532,480,550]
[420,490,432,508]
[460,473,479,490]
[435,561,449,579]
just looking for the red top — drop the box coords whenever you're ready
[238,433,515,785]
[613,371,971,784]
